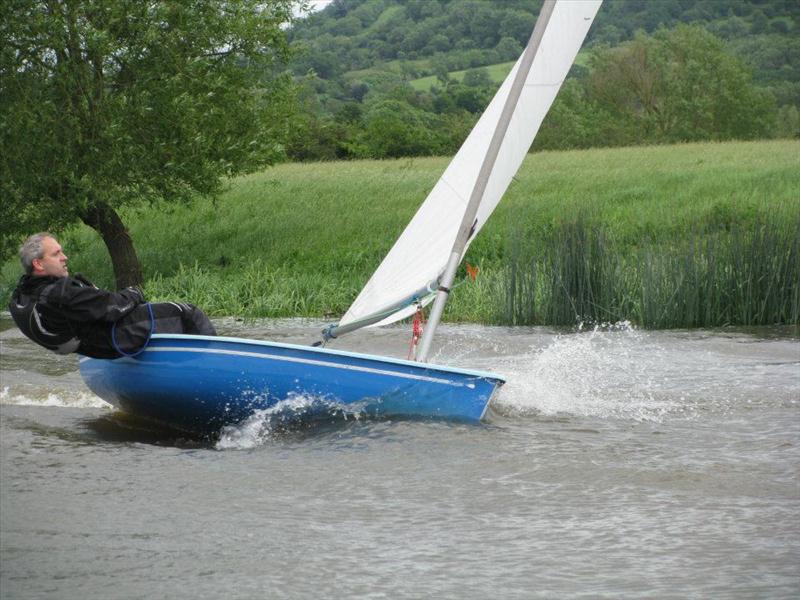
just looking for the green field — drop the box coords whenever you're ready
[2,140,798,327]
[408,52,590,91]
[354,52,591,92]
[409,60,515,91]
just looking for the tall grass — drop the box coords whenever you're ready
[500,212,800,328]
[502,216,627,325]
[145,261,360,318]
[2,140,798,327]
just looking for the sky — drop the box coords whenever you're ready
[308,0,332,13]
[293,0,331,19]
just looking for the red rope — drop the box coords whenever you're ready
[407,305,426,360]
[406,265,477,360]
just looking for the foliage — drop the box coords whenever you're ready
[284,0,798,161]
[0,0,298,262]
[578,25,776,146]
[359,99,437,158]
[501,214,800,329]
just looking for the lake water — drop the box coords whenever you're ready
[1,315,798,599]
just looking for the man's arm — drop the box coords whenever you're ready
[40,277,145,323]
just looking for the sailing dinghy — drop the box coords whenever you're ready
[80,0,602,433]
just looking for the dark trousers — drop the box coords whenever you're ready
[112,302,216,355]
[146,302,217,336]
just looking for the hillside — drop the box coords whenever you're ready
[292,0,798,79]
[283,0,799,162]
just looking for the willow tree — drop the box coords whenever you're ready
[0,0,298,288]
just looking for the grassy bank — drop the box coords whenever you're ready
[2,140,798,327]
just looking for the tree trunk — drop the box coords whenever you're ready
[81,202,143,289]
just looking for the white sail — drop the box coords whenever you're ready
[337,0,602,332]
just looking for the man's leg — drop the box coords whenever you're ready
[169,302,216,336]
[151,302,217,336]
[111,302,216,355]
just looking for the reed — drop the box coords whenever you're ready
[500,212,800,328]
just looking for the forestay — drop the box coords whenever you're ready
[333,0,603,336]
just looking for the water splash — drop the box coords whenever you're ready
[0,386,111,409]
[494,322,683,422]
[215,393,368,450]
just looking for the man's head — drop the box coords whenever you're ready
[19,233,69,278]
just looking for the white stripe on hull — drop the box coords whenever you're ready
[138,346,483,388]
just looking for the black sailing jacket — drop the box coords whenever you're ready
[9,274,145,359]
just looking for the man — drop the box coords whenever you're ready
[9,232,216,358]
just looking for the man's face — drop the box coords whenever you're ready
[33,237,69,278]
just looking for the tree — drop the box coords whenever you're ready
[462,67,492,89]
[1,0,297,288]
[494,36,523,62]
[586,25,776,145]
[360,99,438,158]
[534,79,606,150]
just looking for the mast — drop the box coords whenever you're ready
[415,0,557,363]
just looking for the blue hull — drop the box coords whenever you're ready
[79,334,504,433]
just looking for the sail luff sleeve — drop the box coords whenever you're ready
[415,0,558,363]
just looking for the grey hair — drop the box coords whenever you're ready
[19,232,55,275]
